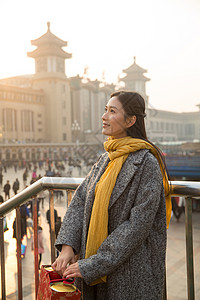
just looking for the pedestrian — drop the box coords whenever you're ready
[13,178,20,195]
[55,216,62,258]
[12,217,26,242]
[3,180,11,200]
[0,194,3,203]
[172,196,185,221]
[0,172,3,187]
[52,91,171,300]
[38,190,45,209]
[14,162,18,173]
[32,170,37,180]
[46,207,58,231]
[29,196,40,221]
[0,195,8,232]
[3,163,7,173]
[23,170,28,187]
[38,226,44,269]
[55,216,62,238]
[31,225,44,269]
[20,203,30,237]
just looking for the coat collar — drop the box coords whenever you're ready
[108,149,149,209]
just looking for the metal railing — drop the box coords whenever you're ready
[0,177,200,300]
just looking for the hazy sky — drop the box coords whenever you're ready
[0,0,200,113]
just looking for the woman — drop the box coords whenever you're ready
[52,91,171,300]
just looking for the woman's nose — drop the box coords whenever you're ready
[102,112,107,120]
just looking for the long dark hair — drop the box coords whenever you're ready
[111,90,170,181]
[111,91,147,139]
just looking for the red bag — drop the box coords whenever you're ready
[37,265,81,300]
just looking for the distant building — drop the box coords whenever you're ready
[120,57,200,143]
[0,22,199,161]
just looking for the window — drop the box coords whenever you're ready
[63,133,67,141]
[21,110,34,132]
[47,57,56,72]
[185,124,194,135]
[63,101,66,109]
[3,108,17,131]
[63,117,67,126]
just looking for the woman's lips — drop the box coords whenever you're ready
[103,123,110,128]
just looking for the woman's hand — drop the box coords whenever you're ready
[63,262,83,279]
[51,245,76,277]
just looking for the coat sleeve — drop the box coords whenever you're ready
[55,160,100,254]
[78,154,166,284]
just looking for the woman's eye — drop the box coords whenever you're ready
[104,108,107,112]
[111,109,115,113]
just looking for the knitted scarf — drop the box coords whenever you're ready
[85,136,171,285]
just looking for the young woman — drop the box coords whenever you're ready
[52,91,171,300]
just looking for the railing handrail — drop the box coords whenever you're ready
[0,177,200,218]
[0,177,84,217]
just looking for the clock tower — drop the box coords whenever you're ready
[121,57,150,106]
[27,22,72,143]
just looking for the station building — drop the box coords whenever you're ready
[0,22,199,161]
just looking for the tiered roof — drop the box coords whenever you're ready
[122,57,150,82]
[27,22,72,59]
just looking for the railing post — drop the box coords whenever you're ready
[49,190,56,264]
[33,197,39,300]
[0,217,6,300]
[67,190,72,207]
[16,207,23,300]
[185,197,195,300]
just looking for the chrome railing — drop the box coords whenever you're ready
[0,177,200,300]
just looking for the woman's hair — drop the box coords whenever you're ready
[111,90,170,180]
[110,91,147,139]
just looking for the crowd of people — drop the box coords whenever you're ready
[0,157,78,268]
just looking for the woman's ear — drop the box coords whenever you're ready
[126,115,136,128]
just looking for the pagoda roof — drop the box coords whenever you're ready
[123,57,147,74]
[31,22,68,47]
[27,46,72,59]
[27,22,72,59]
[122,73,150,82]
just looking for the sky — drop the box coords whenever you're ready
[0,0,200,113]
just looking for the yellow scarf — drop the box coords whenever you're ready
[85,136,171,285]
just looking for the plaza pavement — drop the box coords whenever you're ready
[0,166,199,300]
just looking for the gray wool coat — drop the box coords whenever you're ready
[55,149,167,300]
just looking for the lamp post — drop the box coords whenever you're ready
[0,125,3,143]
[71,120,80,145]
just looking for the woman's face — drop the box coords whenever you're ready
[102,96,128,139]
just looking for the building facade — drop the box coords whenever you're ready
[0,23,199,161]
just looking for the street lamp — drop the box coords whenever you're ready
[71,120,80,145]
